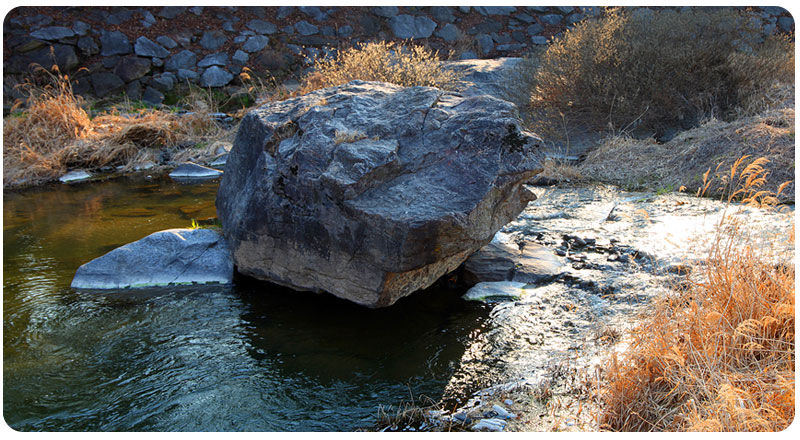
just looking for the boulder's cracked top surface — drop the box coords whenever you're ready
[216,80,542,307]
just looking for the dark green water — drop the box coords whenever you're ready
[3,176,487,431]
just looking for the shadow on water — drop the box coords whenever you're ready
[3,175,489,431]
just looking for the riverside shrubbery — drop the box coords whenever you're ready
[3,66,230,188]
[299,41,460,94]
[525,7,794,137]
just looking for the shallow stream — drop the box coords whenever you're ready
[3,176,488,431]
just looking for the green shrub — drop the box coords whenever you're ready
[526,7,794,137]
[299,41,460,94]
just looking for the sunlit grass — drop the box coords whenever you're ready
[599,156,794,431]
[3,65,234,188]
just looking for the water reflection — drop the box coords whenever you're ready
[3,176,487,431]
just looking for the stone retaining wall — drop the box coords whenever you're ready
[3,6,794,108]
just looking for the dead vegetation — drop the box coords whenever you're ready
[520,7,794,140]
[3,65,234,188]
[298,41,461,95]
[579,106,795,201]
[598,157,794,431]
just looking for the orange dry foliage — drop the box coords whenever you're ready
[3,66,226,188]
[599,156,794,431]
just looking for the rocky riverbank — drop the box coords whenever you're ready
[377,183,794,431]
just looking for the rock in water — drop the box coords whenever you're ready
[216,80,542,307]
[71,228,233,289]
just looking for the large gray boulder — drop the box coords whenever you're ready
[216,80,543,307]
[71,228,233,289]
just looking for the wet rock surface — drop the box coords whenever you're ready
[216,80,543,308]
[71,228,233,289]
[434,185,794,431]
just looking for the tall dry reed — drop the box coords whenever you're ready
[599,156,794,431]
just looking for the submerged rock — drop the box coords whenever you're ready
[216,80,542,307]
[169,162,223,180]
[71,228,232,289]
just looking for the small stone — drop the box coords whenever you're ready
[463,281,529,303]
[142,86,164,105]
[59,170,92,183]
[337,25,354,37]
[496,43,526,52]
[189,6,204,16]
[247,19,278,35]
[165,50,197,71]
[472,418,507,432]
[531,36,548,45]
[151,73,175,92]
[474,7,517,16]
[540,14,563,25]
[199,31,226,51]
[295,20,319,36]
[156,35,178,49]
[100,30,131,56]
[373,6,399,18]
[475,34,494,55]
[492,404,516,419]
[90,72,125,97]
[242,35,269,53]
[77,36,99,56]
[177,69,199,82]
[566,13,584,26]
[277,6,294,20]
[199,66,234,87]
[429,6,455,24]
[169,163,223,179]
[389,15,438,39]
[514,13,536,24]
[72,21,91,36]
[232,49,249,64]
[198,52,229,67]
[298,6,327,21]
[134,36,169,58]
[113,56,151,83]
[435,23,462,42]
[158,7,186,19]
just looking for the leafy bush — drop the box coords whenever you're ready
[299,41,460,94]
[527,7,794,137]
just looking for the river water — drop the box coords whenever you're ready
[3,176,488,431]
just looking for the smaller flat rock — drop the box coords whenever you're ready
[463,281,529,303]
[471,418,507,432]
[71,228,232,289]
[169,162,223,179]
[59,170,92,183]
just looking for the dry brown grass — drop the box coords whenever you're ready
[298,41,460,95]
[524,7,793,138]
[599,157,794,431]
[3,66,232,188]
[579,104,795,201]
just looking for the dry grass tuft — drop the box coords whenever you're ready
[523,7,793,138]
[599,157,794,431]
[580,105,795,201]
[3,66,233,188]
[298,41,460,94]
